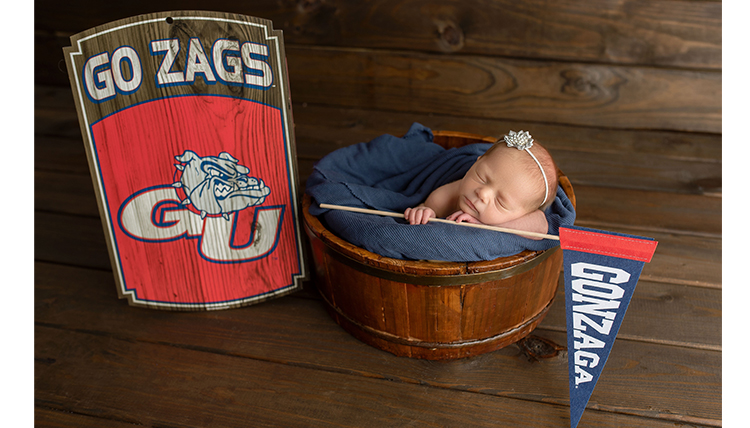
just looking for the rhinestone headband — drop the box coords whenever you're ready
[502,130,549,208]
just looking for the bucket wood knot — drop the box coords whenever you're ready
[302,130,576,360]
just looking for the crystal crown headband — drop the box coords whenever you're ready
[502,130,549,208]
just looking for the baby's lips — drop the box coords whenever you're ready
[462,196,479,214]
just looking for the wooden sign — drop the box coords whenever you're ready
[63,11,306,310]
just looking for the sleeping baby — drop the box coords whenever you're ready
[404,130,557,240]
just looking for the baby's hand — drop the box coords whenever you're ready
[404,206,436,225]
[447,210,482,224]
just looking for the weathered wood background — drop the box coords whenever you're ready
[35,1,721,427]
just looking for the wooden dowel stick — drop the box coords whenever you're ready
[319,203,560,241]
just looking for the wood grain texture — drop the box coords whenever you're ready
[39,34,721,133]
[633,231,720,289]
[35,264,721,420]
[35,190,721,293]
[35,172,722,288]
[36,407,140,428]
[35,262,721,425]
[34,0,722,69]
[34,0,721,422]
[308,225,561,359]
[35,171,98,217]
[34,32,71,87]
[36,324,716,427]
[285,46,721,133]
[572,185,720,237]
[35,212,111,270]
[35,174,722,289]
[35,136,90,174]
[288,104,722,195]
[540,277,721,350]
[36,102,722,196]
[36,80,722,290]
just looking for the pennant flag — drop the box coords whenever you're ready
[559,226,658,428]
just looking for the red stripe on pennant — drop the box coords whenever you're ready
[559,227,657,263]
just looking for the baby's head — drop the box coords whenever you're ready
[456,131,557,226]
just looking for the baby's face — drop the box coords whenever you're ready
[456,148,544,226]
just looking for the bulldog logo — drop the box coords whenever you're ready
[118,150,283,264]
[173,150,271,220]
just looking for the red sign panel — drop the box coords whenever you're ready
[64,11,305,309]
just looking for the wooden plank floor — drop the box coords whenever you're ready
[34,84,721,427]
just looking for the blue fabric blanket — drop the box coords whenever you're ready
[306,123,576,261]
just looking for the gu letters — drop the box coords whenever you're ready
[118,186,284,263]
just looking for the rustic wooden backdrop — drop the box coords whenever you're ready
[35,1,721,427]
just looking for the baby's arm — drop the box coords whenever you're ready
[404,181,459,225]
[496,210,549,239]
[448,209,549,240]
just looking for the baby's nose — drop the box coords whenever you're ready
[476,186,491,201]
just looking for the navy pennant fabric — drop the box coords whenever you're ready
[559,226,658,428]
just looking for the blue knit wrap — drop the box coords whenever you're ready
[306,123,576,261]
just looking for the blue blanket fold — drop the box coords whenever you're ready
[306,123,576,261]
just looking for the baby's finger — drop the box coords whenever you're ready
[404,208,415,224]
[458,213,481,224]
[446,210,463,221]
[421,211,432,224]
[415,210,426,225]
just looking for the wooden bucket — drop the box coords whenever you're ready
[302,131,576,360]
